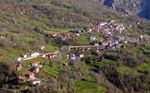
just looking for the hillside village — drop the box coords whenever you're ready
[0,17,150,92]
[14,49,59,85]
[1,0,150,92]
[12,20,150,88]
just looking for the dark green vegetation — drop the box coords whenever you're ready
[1,0,150,93]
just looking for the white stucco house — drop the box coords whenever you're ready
[31,79,41,85]
[14,57,22,61]
[90,36,96,40]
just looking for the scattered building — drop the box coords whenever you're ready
[120,36,125,41]
[70,54,76,60]
[14,57,22,61]
[104,34,112,38]
[63,63,68,66]
[47,33,59,37]
[79,53,84,58]
[113,40,118,44]
[39,45,46,50]
[94,42,99,46]
[30,52,40,57]
[121,40,128,44]
[21,54,27,58]
[16,64,22,70]
[47,54,56,58]
[74,33,80,36]
[17,76,26,84]
[90,36,96,40]
[121,45,126,48]
[92,50,100,55]
[32,62,41,67]
[66,54,69,59]
[115,44,120,48]
[129,38,139,43]
[101,40,109,46]
[41,54,46,58]
[27,72,35,80]
[107,45,115,51]
[32,67,40,73]
[31,78,41,85]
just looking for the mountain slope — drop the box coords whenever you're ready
[0,0,121,31]
[1,0,150,93]
[138,0,150,19]
[97,0,150,19]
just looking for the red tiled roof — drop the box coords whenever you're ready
[41,54,45,56]
[70,35,75,37]
[64,33,69,35]
[32,78,40,82]
[47,33,59,36]
[32,69,36,73]
[34,62,40,64]
[16,64,22,68]
[18,76,25,80]
[28,72,34,76]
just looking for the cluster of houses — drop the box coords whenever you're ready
[67,21,150,51]
[46,32,76,40]
[14,49,59,61]
[13,20,150,87]
[15,49,60,86]
[40,49,59,58]
[92,49,105,55]
[14,52,40,61]
[16,61,43,85]
[90,34,150,51]
[66,52,85,60]
[89,35,125,51]
[66,47,105,60]
[40,53,57,58]
[88,21,125,34]
[68,21,125,35]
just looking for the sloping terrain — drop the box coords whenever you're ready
[1,0,150,93]
[0,0,120,31]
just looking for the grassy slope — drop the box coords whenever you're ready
[75,79,98,92]
[137,63,150,72]
[43,65,60,77]
[77,33,104,45]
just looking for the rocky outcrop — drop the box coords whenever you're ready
[138,0,150,19]
[96,0,150,19]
